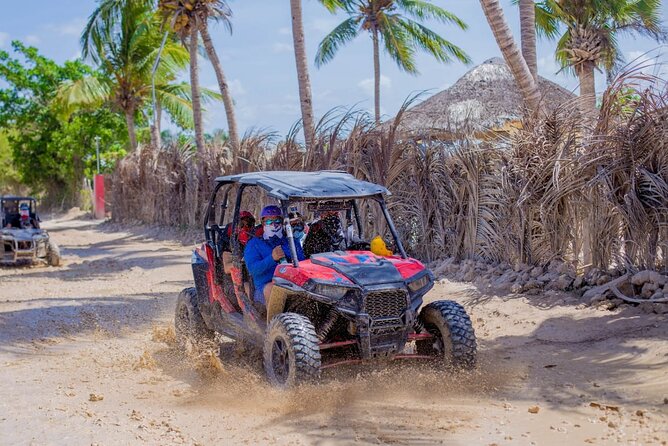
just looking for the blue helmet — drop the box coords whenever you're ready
[260,205,282,218]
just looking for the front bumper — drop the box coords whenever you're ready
[0,234,48,264]
[338,286,422,359]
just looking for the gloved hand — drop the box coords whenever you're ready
[271,245,286,261]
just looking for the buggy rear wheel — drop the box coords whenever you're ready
[175,287,215,355]
[416,300,477,369]
[46,240,60,266]
[263,313,321,387]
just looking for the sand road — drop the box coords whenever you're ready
[1,214,667,445]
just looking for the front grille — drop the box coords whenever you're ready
[364,290,408,319]
[17,241,33,250]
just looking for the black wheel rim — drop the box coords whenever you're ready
[271,338,290,383]
[418,324,445,356]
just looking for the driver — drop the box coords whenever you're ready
[303,211,346,258]
[18,203,36,229]
[244,205,305,305]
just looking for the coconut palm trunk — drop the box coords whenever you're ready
[290,0,316,152]
[372,28,381,125]
[479,0,540,113]
[150,102,163,148]
[577,61,597,112]
[519,0,537,80]
[125,110,138,150]
[199,23,240,156]
[189,24,206,153]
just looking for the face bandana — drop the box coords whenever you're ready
[263,224,284,240]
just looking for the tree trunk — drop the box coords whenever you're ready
[479,0,541,113]
[149,101,162,148]
[156,102,162,135]
[199,23,240,157]
[125,110,137,150]
[189,24,205,153]
[372,28,381,126]
[519,0,537,80]
[577,61,597,113]
[290,0,316,152]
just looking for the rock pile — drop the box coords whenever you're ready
[432,258,577,294]
[430,257,668,314]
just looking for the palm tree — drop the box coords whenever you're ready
[73,0,217,149]
[534,0,665,111]
[159,0,240,156]
[289,0,341,152]
[316,0,471,125]
[479,0,541,113]
[519,0,537,80]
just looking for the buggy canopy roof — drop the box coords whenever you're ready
[215,170,389,201]
[1,196,36,201]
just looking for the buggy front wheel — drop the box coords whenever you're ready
[263,313,321,387]
[46,240,60,266]
[416,300,477,369]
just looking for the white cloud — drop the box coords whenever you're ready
[229,79,246,96]
[25,35,40,45]
[278,27,291,36]
[46,18,87,37]
[272,42,292,54]
[0,32,9,48]
[357,75,392,96]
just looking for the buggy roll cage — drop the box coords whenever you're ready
[1,196,39,227]
[202,171,408,267]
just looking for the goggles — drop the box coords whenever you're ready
[263,218,283,226]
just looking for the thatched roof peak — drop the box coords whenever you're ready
[389,57,576,136]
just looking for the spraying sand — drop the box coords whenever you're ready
[0,214,666,445]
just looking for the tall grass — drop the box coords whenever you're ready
[111,71,667,272]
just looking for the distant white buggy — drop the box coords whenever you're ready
[0,196,60,266]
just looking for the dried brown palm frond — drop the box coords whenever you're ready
[584,67,668,270]
[493,94,587,267]
[110,71,667,272]
[269,123,305,171]
[233,128,275,173]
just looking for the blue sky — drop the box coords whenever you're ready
[1,0,666,136]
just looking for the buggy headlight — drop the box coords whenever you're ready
[311,283,354,299]
[408,275,431,293]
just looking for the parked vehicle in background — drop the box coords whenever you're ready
[0,196,60,266]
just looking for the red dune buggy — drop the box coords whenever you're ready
[176,171,476,386]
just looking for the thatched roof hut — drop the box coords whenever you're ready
[389,57,576,139]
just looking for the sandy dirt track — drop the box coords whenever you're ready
[1,214,667,446]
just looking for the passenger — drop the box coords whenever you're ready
[288,211,307,248]
[18,203,35,229]
[218,211,258,303]
[220,210,256,274]
[244,205,305,305]
[303,211,346,258]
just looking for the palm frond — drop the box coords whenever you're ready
[398,18,471,65]
[315,17,360,67]
[396,0,467,30]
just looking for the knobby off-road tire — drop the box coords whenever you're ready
[175,287,215,355]
[263,313,321,388]
[416,300,477,369]
[46,240,60,266]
